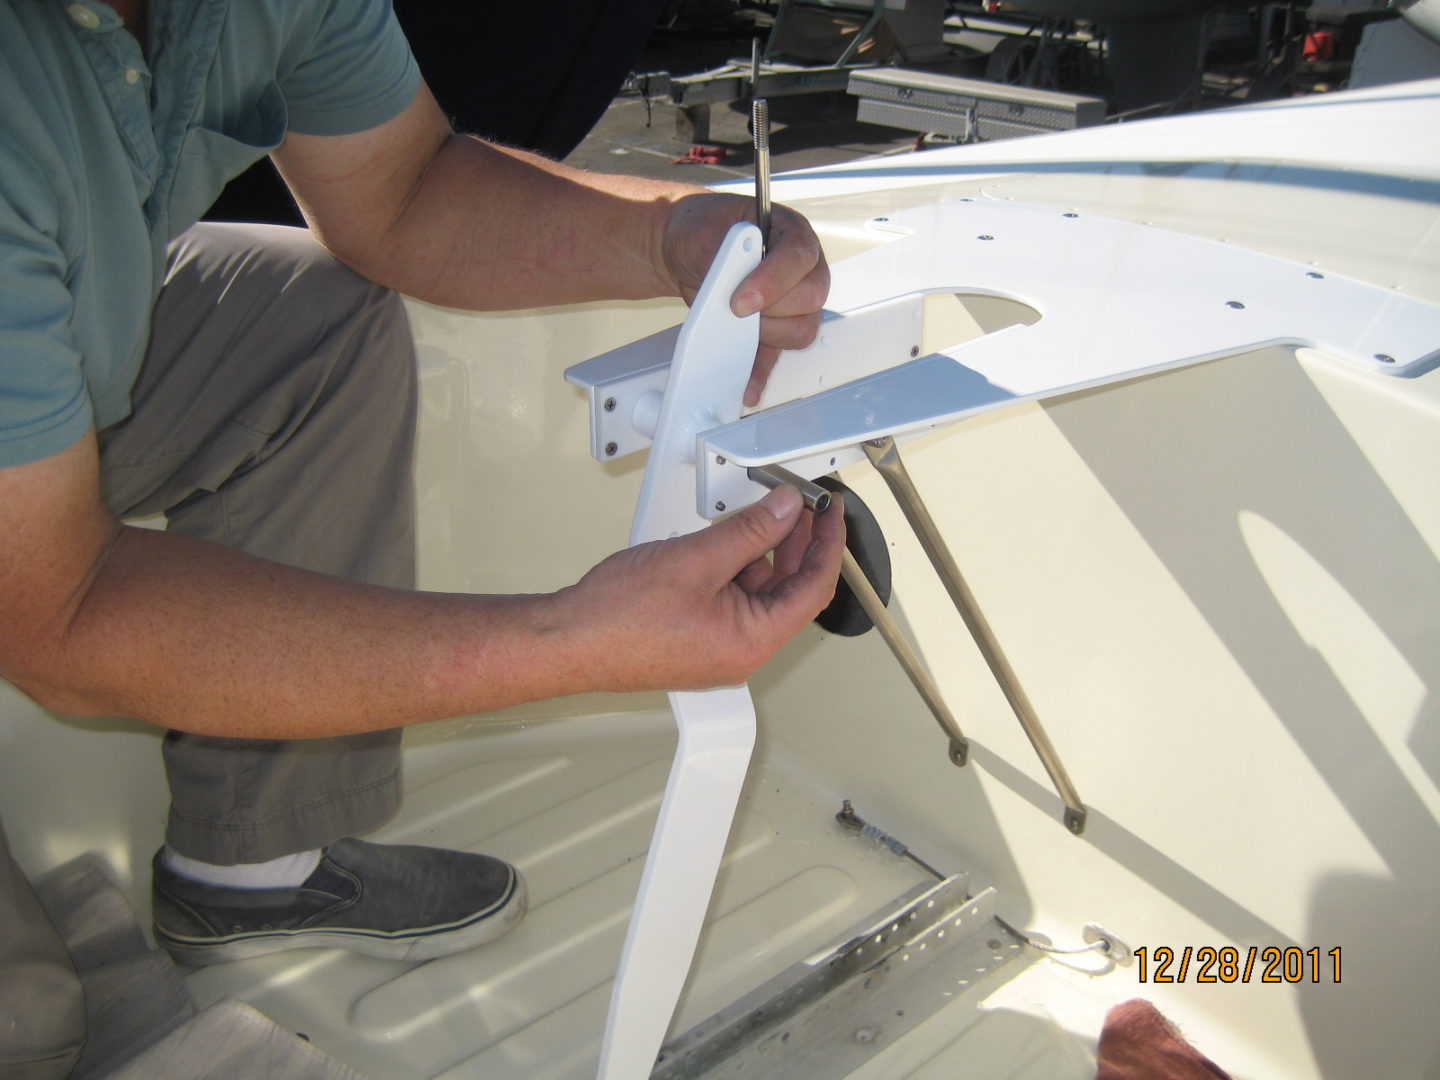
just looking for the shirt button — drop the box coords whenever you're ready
[67,4,101,29]
[124,68,141,84]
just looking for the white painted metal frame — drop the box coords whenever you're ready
[593,223,765,1080]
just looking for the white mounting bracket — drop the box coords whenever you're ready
[592,223,765,1080]
[698,199,1440,475]
[567,293,924,513]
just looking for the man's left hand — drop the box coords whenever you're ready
[660,193,831,407]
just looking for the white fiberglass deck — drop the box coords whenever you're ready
[173,710,1097,1079]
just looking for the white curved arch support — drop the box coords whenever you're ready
[595,223,765,1080]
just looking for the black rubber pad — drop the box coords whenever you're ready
[814,475,891,637]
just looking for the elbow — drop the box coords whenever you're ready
[4,666,110,718]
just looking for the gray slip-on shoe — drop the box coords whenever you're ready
[152,839,527,967]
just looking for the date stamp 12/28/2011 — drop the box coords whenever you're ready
[1135,946,1341,984]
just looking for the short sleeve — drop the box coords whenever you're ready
[279,0,422,137]
[0,201,92,469]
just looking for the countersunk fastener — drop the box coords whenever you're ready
[604,441,618,456]
[1226,300,1246,309]
[603,397,617,412]
[910,345,919,357]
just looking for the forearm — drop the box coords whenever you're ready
[281,105,705,312]
[381,137,702,309]
[29,524,587,738]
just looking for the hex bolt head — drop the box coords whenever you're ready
[714,501,726,512]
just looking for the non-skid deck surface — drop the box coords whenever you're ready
[178,709,938,1079]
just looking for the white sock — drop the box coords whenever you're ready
[164,847,323,890]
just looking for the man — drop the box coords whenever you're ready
[0,0,844,1074]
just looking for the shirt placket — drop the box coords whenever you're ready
[62,0,159,206]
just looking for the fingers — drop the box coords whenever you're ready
[744,346,781,408]
[565,485,845,694]
[731,205,829,406]
[765,492,844,615]
[731,206,830,322]
[684,485,804,589]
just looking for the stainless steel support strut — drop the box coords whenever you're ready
[840,549,970,767]
[862,436,1087,834]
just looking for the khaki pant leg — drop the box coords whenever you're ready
[98,223,418,863]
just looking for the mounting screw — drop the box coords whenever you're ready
[1375,353,1396,363]
[1306,271,1325,279]
[874,216,889,223]
[910,345,920,357]
[603,396,617,412]
[714,501,726,512]
[977,234,994,241]
[1063,212,1079,218]
[715,455,726,465]
[604,441,618,456]
[1226,300,1246,309]
[853,1026,878,1044]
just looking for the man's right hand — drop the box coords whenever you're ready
[551,485,845,694]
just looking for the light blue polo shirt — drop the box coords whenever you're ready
[0,0,422,467]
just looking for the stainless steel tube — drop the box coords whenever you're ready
[862,436,1087,833]
[746,464,831,514]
